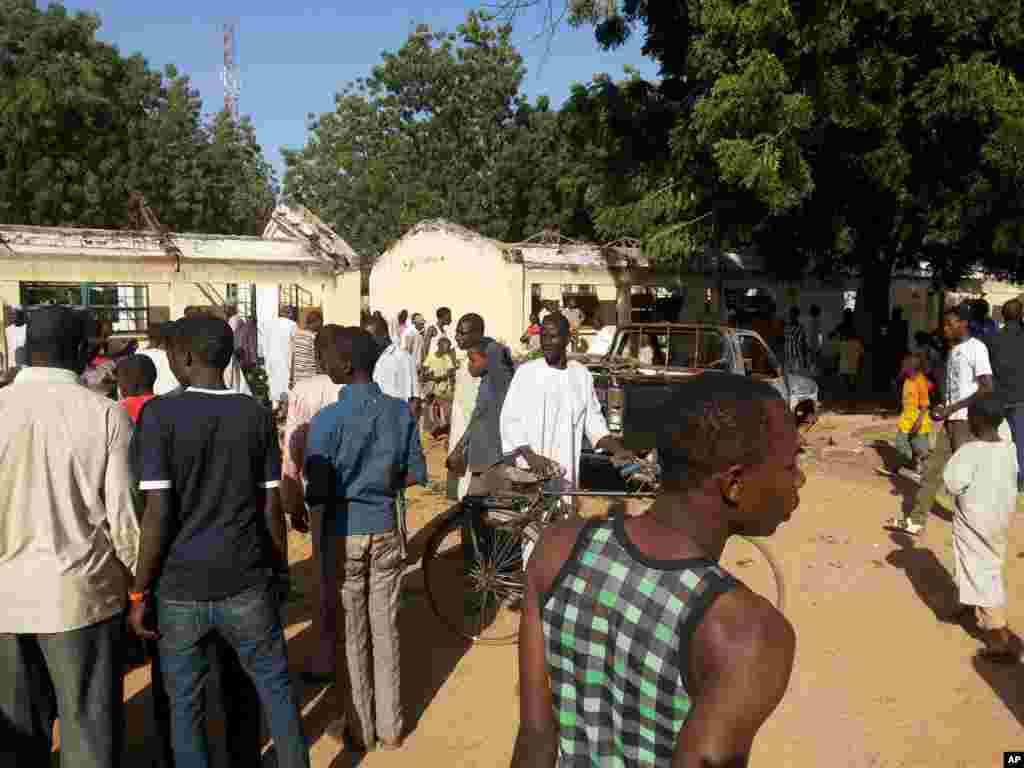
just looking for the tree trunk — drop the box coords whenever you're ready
[854,261,894,396]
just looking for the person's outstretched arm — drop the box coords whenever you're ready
[672,589,795,768]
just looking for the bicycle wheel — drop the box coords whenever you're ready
[423,507,541,645]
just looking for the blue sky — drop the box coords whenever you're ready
[55,1,660,180]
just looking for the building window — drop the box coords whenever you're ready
[279,284,314,313]
[20,282,150,333]
[225,283,257,320]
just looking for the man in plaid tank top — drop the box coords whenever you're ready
[513,374,802,767]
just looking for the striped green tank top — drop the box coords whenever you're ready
[541,513,738,766]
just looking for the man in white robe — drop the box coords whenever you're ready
[450,362,481,500]
[369,321,422,417]
[265,307,298,407]
[401,313,425,364]
[501,313,633,491]
[502,313,635,565]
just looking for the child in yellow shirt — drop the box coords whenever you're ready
[894,352,931,478]
[423,337,457,437]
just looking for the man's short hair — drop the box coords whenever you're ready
[654,374,785,490]
[969,392,1006,430]
[26,306,96,365]
[315,323,342,354]
[175,314,235,369]
[542,312,571,338]
[117,354,158,390]
[306,309,323,325]
[437,306,451,319]
[946,304,971,322]
[458,313,485,334]
[367,315,389,339]
[335,327,379,374]
[1002,299,1022,322]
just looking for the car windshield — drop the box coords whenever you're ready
[613,328,729,369]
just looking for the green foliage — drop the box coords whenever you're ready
[0,1,276,233]
[283,11,594,259]
[556,0,1024,292]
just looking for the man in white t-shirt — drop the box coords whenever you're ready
[887,304,994,536]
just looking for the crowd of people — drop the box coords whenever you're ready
[1,291,1021,767]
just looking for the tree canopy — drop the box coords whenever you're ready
[507,0,1024,387]
[0,0,276,234]
[282,11,594,259]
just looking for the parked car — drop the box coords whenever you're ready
[582,323,818,448]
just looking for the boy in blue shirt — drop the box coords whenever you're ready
[305,326,427,753]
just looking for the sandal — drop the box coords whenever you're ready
[884,517,923,536]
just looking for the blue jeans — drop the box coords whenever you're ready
[1006,404,1024,487]
[157,584,310,768]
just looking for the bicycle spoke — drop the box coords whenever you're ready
[478,587,490,636]
[490,530,522,572]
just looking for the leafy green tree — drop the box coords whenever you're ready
[284,11,585,258]
[521,0,1024,388]
[0,1,276,234]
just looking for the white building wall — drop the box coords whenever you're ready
[370,229,525,347]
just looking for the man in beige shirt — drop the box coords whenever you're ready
[0,306,139,768]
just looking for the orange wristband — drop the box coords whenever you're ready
[128,591,148,603]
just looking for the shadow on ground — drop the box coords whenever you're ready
[867,439,954,523]
[286,544,472,765]
[113,541,470,767]
[973,651,1024,727]
[885,533,958,621]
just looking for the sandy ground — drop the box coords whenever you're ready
[55,413,1024,766]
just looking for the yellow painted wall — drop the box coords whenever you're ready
[371,229,525,347]
[322,271,362,326]
[0,257,356,327]
[371,228,692,347]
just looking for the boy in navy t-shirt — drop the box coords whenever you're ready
[128,314,310,768]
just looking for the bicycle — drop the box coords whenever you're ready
[421,458,786,646]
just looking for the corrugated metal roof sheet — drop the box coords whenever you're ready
[262,204,360,269]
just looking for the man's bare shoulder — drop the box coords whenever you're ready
[694,583,795,679]
[528,518,591,596]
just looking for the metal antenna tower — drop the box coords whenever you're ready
[221,21,241,120]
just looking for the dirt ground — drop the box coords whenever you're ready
[76,413,1024,766]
